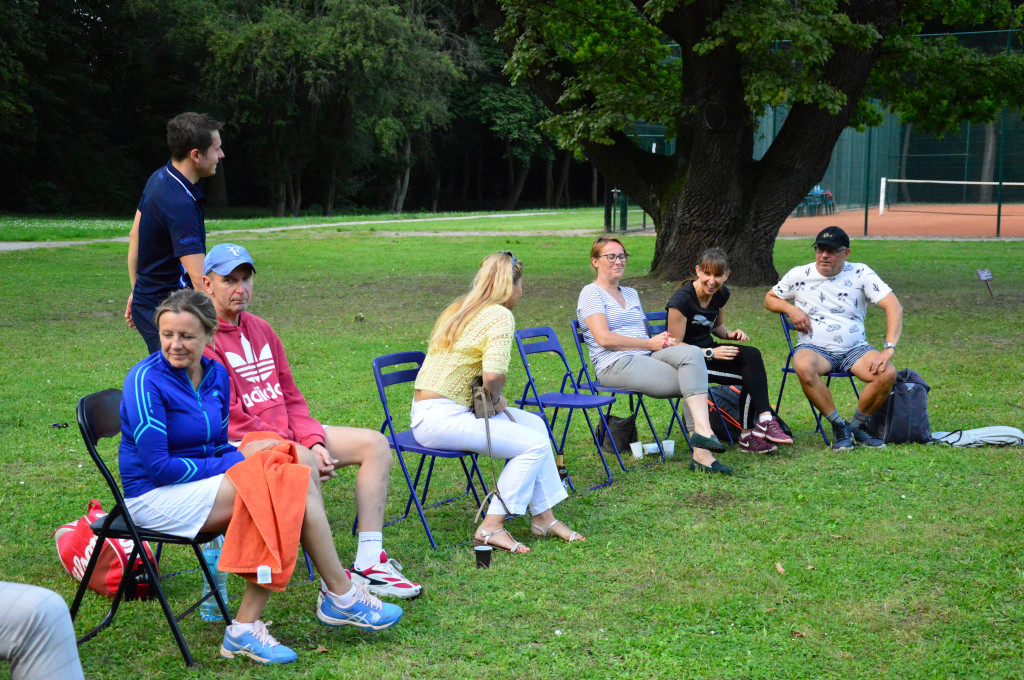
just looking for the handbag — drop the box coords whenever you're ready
[595,413,638,454]
[53,499,157,600]
[470,377,515,521]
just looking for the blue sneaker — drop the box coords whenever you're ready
[318,584,403,630]
[220,620,297,665]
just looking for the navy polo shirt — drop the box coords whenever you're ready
[133,162,207,301]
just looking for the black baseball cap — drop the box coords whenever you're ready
[814,226,850,250]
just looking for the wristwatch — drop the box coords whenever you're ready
[883,342,897,351]
[703,347,714,360]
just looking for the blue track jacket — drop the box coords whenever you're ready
[119,353,243,499]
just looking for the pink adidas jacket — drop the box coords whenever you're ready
[204,312,327,449]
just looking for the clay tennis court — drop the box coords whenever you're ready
[779,203,1024,238]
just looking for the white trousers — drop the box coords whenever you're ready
[410,398,568,517]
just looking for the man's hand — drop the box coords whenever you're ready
[311,443,338,481]
[125,293,135,329]
[869,348,894,374]
[788,308,812,334]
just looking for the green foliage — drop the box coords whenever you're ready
[494,0,1024,149]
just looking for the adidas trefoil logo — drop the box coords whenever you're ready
[226,333,275,383]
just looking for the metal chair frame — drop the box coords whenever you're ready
[71,388,231,667]
[775,313,861,444]
[369,351,489,550]
[514,326,623,491]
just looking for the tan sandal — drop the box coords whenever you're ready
[473,527,527,554]
[530,519,584,543]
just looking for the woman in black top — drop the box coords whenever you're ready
[666,248,792,453]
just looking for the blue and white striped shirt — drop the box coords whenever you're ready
[577,283,650,374]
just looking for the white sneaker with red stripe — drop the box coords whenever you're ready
[350,552,423,600]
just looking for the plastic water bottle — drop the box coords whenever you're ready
[199,535,229,622]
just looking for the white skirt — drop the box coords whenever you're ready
[125,474,224,539]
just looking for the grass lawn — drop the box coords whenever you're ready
[1,221,1022,679]
[0,208,607,242]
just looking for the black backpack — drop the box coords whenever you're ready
[867,369,932,443]
[707,385,791,442]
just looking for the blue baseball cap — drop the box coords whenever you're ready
[204,243,256,275]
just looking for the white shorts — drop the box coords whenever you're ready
[125,474,225,539]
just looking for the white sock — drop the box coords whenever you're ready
[758,412,772,423]
[354,532,384,570]
[328,583,358,608]
[228,619,255,636]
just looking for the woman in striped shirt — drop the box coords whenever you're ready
[576,237,732,475]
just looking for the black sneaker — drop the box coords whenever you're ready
[830,421,854,451]
[850,423,886,448]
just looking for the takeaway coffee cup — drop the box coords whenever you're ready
[629,441,643,459]
[663,440,675,457]
[475,545,492,568]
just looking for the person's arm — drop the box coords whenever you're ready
[712,310,749,342]
[584,312,673,352]
[765,290,812,334]
[268,331,327,449]
[125,210,141,328]
[180,253,205,290]
[869,292,903,373]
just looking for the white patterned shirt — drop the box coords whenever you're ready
[772,262,892,351]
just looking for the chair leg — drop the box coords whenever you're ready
[579,408,613,490]
[636,397,665,463]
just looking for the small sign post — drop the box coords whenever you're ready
[976,268,994,298]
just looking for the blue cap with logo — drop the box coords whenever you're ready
[204,243,256,275]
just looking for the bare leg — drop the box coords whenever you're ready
[683,394,719,466]
[848,351,897,414]
[792,349,838,415]
[323,426,392,533]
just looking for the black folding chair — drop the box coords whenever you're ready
[70,388,231,667]
[775,314,860,444]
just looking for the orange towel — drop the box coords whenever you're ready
[218,432,309,591]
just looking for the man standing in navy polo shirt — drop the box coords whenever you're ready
[125,112,225,353]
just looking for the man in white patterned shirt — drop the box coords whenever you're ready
[765,227,903,450]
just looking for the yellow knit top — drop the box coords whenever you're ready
[415,304,514,407]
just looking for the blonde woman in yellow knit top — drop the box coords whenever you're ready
[412,252,584,553]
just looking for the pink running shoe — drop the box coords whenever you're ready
[739,431,777,454]
[755,416,793,445]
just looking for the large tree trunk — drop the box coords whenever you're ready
[391,138,412,214]
[474,0,902,286]
[324,162,337,216]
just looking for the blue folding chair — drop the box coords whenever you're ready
[775,313,860,445]
[369,351,490,550]
[514,326,621,491]
[569,319,670,465]
[644,310,734,445]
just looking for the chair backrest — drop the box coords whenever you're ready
[644,310,667,336]
[371,351,425,435]
[779,313,799,354]
[77,388,127,506]
[569,320,598,391]
[515,326,579,394]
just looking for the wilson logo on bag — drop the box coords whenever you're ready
[54,499,157,600]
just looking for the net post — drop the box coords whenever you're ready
[879,177,887,215]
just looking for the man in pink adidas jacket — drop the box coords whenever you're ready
[202,243,421,600]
